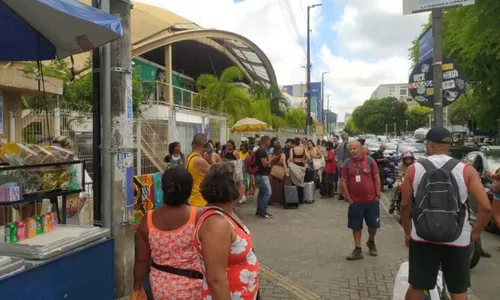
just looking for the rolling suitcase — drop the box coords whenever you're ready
[284,185,299,209]
[304,167,315,183]
[303,182,315,203]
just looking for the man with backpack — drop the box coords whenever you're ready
[400,127,492,300]
[341,141,381,260]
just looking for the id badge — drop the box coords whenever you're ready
[355,175,361,182]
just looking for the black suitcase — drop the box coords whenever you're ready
[284,185,299,208]
[304,167,315,182]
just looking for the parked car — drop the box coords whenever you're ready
[463,150,500,234]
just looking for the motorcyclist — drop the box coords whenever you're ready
[391,151,416,201]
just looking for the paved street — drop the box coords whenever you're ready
[239,192,481,300]
[380,191,498,300]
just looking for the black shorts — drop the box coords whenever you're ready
[323,172,337,183]
[409,240,470,294]
[347,201,380,231]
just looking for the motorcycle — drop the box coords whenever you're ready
[389,178,403,215]
[383,160,398,189]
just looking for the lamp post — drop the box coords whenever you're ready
[321,71,329,133]
[324,94,331,134]
[405,119,409,135]
[306,3,322,136]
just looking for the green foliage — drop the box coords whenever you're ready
[249,84,290,116]
[405,106,432,131]
[448,90,476,125]
[194,66,251,124]
[343,117,360,136]
[22,58,146,113]
[408,0,500,130]
[351,97,408,134]
[284,108,306,129]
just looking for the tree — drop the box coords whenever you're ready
[194,66,251,124]
[22,59,145,113]
[284,108,306,129]
[249,83,290,116]
[408,0,500,130]
[405,106,432,130]
[351,97,408,134]
[343,117,360,136]
[448,90,476,126]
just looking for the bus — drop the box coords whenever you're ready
[414,128,430,143]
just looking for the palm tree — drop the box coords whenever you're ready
[249,83,290,116]
[194,66,251,124]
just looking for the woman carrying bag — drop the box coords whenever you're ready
[269,143,287,206]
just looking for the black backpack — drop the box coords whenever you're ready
[412,158,466,243]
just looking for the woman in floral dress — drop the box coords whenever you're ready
[195,161,260,299]
[133,168,203,300]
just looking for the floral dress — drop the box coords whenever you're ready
[147,207,202,299]
[194,208,259,300]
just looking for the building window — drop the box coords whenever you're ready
[400,89,407,95]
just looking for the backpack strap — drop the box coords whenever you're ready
[418,158,437,173]
[440,158,460,173]
[366,156,373,166]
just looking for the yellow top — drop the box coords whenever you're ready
[239,151,249,160]
[186,152,207,207]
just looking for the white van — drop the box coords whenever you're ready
[414,128,430,143]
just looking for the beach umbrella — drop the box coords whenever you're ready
[231,118,267,133]
[0,0,123,61]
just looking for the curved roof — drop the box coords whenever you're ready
[78,1,277,86]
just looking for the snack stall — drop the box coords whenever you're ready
[0,143,113,299]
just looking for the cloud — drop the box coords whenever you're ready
[137,0,429,122]
[137,0,320,86]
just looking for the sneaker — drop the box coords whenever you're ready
[239,196,247,204]
[366,240,378,256]
[338,195,344,201]
[346,248,363,260]
[258,213,272,219]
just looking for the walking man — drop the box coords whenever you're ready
[401,127,491,300]
[255,136,276,218]
[337,133,350,200]
[341,141,381,260]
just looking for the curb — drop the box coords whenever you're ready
[259,264,323,300]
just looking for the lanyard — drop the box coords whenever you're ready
[353,161,361,176]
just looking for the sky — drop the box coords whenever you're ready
[138,0,430,121]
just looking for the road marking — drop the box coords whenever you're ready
[259,264,323,300]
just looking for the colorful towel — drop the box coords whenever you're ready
[152,172,163,209]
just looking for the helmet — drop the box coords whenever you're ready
[401,151,415,165]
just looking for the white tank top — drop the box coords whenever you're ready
[411,154,471,247]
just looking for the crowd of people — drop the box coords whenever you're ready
[133,127,498,300]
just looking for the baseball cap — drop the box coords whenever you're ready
[425,127,452,144]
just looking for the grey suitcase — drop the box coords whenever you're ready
[303,182,315,203]
[284,185,299,208]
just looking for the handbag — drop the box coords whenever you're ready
[312,157,325,170]
[270,165,286,180]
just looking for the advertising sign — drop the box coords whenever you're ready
[418,27,433,62]
[403,0,475,15]
[310,82,322,122]
[408,57,467,108]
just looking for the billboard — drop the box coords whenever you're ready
[310,82,322,122]
[418,27,433,62]
[403,0,474,15]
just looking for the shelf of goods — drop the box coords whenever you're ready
[0,143,114,299]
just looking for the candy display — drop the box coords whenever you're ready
[3,213,56,244]
[0,142,83,197]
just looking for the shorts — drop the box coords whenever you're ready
[408,240,470,294]
[494,193,500,201]
[323,172,337,183]
[347,200,380,231]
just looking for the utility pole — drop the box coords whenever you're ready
[432,8,444,127]
[393,123,397,137]
[321,71,329,133]
[324,94,330,134]
[385,124,388,137]
[106,0,134,297]
[91,0,102,227]
[306,3,321,136]
[405,119,409,134]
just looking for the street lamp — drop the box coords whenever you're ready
[321,71,329,133]
[306,3,322,136]
[324,94,331,134]
[405,119,409,134]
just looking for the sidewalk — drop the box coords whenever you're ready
[239,193,480,300]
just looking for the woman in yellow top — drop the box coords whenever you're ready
[186,133,214,207]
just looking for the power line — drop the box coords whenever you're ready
[278,0,304,56]
[281,0,307,57]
